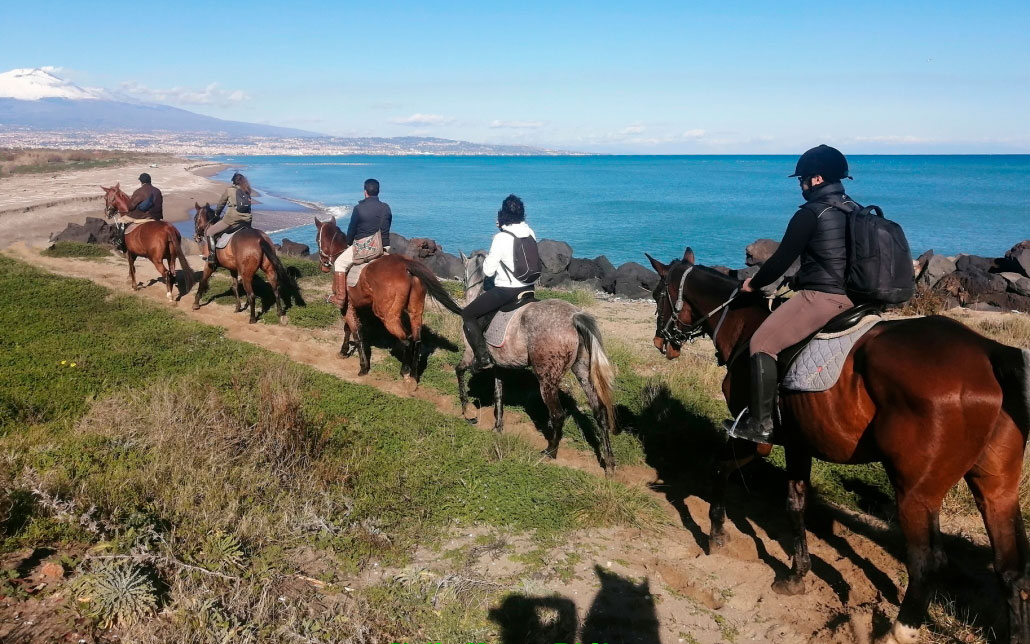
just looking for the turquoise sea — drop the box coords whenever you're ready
[209,155,1030,268]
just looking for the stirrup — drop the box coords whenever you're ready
[723,409,773,443]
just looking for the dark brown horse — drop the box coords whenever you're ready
[646,248,1030,644]
[101,185,194,301]
[313,217,463,383]
[192,203,297,324]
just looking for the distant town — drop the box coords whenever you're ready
[0,129,570,156]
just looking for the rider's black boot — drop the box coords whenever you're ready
[726,352,777,443]
[463,320,494,372]
[114,223,127,252]
[205,236,218,267]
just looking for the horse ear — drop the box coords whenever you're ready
[313,217,321,227]
[459,250,468,263]
[330,215,336,225]
[682,247,695,265]
[195,201,201,210]
[645,253,668,277]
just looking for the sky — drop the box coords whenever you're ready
[3,0,1029,153]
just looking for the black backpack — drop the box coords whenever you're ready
[235,188,252,214]
[817,200,915,305]
[502,231,542,283]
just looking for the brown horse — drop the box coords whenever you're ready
[313,217,463,382]
[192,203,297,324]
[457,251,618,474]
[646,248,1030,644]
[101,185,194,301]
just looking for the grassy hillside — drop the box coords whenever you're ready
[0,255,660,642]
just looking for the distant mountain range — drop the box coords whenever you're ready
[0,68,557,155]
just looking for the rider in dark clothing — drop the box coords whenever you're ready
[728,145,856,443]
[346,195,392,247]
[128,173,164,220]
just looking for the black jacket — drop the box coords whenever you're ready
[751,182,849,295]
[346,196,392,246]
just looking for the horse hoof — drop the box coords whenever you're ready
[540,448,558,460]
[603,464,616,478]
[771,576,806,596]
[248,319,257,325]
[875,622,920,644]
[192,304,200,311]
[708,532,729,554]
[358,369,369,376]
[279,316,289,325]
[465,417,478,425]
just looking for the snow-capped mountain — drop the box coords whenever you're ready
[0,67,321,137]
[0,68,105,101]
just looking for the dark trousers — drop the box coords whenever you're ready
[462,286,529,334]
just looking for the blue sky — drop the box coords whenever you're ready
[3,0,1029,153]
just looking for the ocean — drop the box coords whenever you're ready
[207,155,1030,268]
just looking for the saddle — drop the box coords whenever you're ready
[483,290,537,347]
[214,222,250,249]
[778,303,883,392]
[346,254,387,287]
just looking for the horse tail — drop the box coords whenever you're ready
[405,259,462,315]
[991,345,1030,436]
[169,231,195,294]
[573,312,618,434]
[259,238,299,295]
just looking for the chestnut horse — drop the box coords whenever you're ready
[646,249,1030,644]
[192,203,297,324]
[101,185,194,301]
[313,217,463,383]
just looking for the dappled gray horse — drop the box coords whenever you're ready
[457,251,617,474]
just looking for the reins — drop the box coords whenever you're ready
[658,264,739,353]
[317,224,344,269]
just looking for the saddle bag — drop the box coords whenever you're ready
[352,230,384,264]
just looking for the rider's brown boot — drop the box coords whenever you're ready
[327,271,348,309]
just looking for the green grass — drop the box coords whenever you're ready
[537,285,597,308]
[0,254,660,641]
[42,241,112,259]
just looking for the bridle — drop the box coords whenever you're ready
[656,263,740,355]
[316,223,344,269]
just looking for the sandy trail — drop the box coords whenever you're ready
[5,241,944,644]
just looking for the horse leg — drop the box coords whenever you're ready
[345,307,370,375]
[572,358,615,475]
[772,449,813,596]
[881,490,940,644]
[339,321,353,358]
[381,312,413,382]
[493,376,504,432]
[407,292,424,383]
[264,261,286,324]
[148,255,172,301]
[965,420,1029,644]
[241,272,257,324]
[192,263,215,309]
[127,253,138,290]
[709,439,760,554]
[229,270,243,312]
[539,376,566,459]
[456,350,476,423]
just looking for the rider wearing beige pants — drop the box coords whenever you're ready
[749,290,852,359]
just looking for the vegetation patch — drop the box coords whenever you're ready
[42,241,112,259]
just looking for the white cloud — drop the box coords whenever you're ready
[40,65,65,74]
[390,113,455,126]
[618,124,647,135]
[118,81,250,106]
[490,119,544,129]
[681,128,706,139]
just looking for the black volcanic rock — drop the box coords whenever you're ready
[278,238,310,257]
[612,262,659,299]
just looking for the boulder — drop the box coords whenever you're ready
[278,238,310,257]
[388,233,410,257]
[956,267,1007,297]
[1003,241,1030,277]
[914,249,934,279]
[919,254,957,287]
[955,254,1001,273]
[746,239,779,266]
[967,302,1004,313]
[538,239,573,274]
[612,262,659,299]
[1000,272,1030,297]
[594,255,617,291]
[423,251,464,280]
[540,271,572,287]
[731,265,760,280]
[406,237,444,260]
[82,216,116,245]
[984,292,1030,313]
[50,223,97,244]
[568,257,604,281]
[710,265,733,276]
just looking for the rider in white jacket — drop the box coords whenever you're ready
[461,195,537,370]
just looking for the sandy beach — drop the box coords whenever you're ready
[0,158,319,248]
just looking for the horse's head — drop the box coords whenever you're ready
[101,183,129,218]
[313,216,345,272]
[458,250,487,299]
[193,202,215,241]
[646,247,701,359]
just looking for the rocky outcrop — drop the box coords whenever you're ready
[613,262,660,299]
[277,238,310,257]
[50,222,98,244]
[745,239,778,266]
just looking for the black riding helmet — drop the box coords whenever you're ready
[138,172,151,184]
[789,144,852,181]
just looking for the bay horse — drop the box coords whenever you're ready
[101,185,195,302]
[192,203,297,324]
[646,248,1030,644]
[457,251,617,475]
[312,217,463,383]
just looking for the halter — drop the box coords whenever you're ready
[316,224,343,269]
[656,264,739,353]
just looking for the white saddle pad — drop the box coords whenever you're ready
[485,305,530,347]
[347,262,368,287]
[215,229,238,249]
[781,316,881,392]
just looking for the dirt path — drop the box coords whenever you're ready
[6,244,1004,643]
